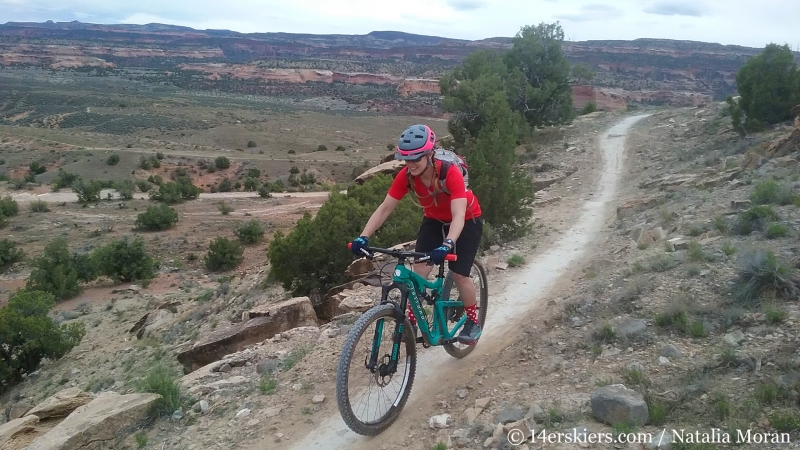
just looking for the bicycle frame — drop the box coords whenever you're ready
[348,244,462,376]
[392,263,468,346]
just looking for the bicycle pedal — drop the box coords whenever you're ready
[414,337,424,344]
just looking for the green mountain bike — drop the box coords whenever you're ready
[336,243,488,436]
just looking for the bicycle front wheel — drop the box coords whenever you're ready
[442,258,488,358]
[335,303,417,436]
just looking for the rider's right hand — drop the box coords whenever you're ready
[350,236,369,256]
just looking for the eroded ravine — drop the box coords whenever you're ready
[288,114,651,450]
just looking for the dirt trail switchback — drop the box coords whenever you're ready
[287,114,650,450]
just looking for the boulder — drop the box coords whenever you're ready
[177,297,317,373]
[336,284,379,313]
[533,173,566,191]
[8,402,33,421]
[129,303,179,339]
[344,258,376,280]
[616,198,658,220]
[26,392,160,450]
[590,384,648,426]
[25,388,95,420]
[0,415,39,448]
[354,160,403,185]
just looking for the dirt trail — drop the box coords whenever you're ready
[286,114,651,450]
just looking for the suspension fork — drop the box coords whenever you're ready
[368,282,411,373]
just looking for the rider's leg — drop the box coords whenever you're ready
[451,217,483,343]
[409,218,439,326]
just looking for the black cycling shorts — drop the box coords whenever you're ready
[414,216,483,277]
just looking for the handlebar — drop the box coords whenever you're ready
[348,242,457,262]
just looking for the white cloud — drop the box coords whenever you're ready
[0,0,798,48]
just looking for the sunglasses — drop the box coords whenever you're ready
[405,154,425,163]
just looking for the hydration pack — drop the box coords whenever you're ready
[407,148,469,195]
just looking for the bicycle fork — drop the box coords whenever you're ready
[365,282,425,376]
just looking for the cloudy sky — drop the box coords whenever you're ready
[2,0,798,50]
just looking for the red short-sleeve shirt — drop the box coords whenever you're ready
[387,160,482,222]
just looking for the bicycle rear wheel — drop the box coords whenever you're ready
[442,259,488,358]
[335,303,417,435]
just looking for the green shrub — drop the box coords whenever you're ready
[243,177,259,191]
[26,237,97,300]
[218,201,233,215]
[51,169,79,190]
[29,200,50,212]
[317,144,328,152]
[733,249,798,306]
[0,290,85,390]
[106,154,120,165]
[149,177,202,204]
[507,254,525,267]
[763,305,787,324]
[214,156,230,169]
[736,205,779,235]
[135,362,184,417]
[155,151,164,160]
[0,196,19,217]
[139,155,151,170]
[72,179,102,204]
[217,178,233,192]
[234,220,265,244]
[247,140,257,148]
[768,411,800,432]
[258,185,272,198]
[135,179,152,193]
[0,239,25,272]
[28,161,46,175]
[247,168,261,179]
[750,180,798,205]
[267,175,421,296]
[766,223,789,239]
[92,237,156,284]
[726,44,800,134]
[115,180,135,200]
[205,237,244,272]
[687,241,715,262]
[135,204,179,231]
[579,102,597,115]
[335,145,346,151]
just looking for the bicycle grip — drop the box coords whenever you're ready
[347,243,352,249]
[445,254,457,261]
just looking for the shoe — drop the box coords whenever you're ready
[456,321,482,345]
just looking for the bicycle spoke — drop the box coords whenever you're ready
[345,311,410,426]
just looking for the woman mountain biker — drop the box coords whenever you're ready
[350,124,484,344]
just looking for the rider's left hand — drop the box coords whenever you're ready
[431,240,453,265]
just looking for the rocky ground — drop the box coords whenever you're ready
[1,103,799,450]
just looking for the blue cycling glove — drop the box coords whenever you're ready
[351,236,369,256]
[431,240,454,265]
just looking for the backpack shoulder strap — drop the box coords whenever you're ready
[438,160,452,195]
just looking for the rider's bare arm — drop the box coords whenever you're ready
[445,198,467,245]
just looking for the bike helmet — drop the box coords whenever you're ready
[395,124,436,160]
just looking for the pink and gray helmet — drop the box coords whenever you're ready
[395,124,436,160]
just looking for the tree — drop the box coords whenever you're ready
[461,92,536,239]
[72,179,102,204]
[205,237,244,272]
[267,176,421,297]
[0,290,86,388]
[440,50,512,147]
[92,237,157,284]
[571,63,596,85]
[0,239,25,272]
[503,22,574,128]
[727,43,800,135]
[26,237,96,300]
